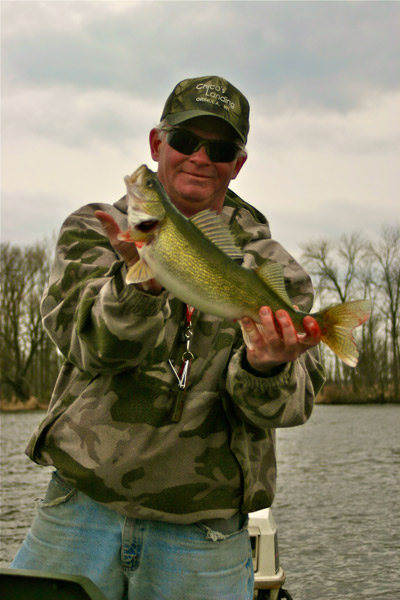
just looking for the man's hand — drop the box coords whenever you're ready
[95,210,163,294]
[241,306,321,374]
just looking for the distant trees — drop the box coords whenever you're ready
[301,224,400,401]
[0,224,399,404]
[368,226,400,399]
[0,241,61,404]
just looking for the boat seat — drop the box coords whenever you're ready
[0,568,107,600]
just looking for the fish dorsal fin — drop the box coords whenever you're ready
[255,262,293,306]
[126,259,155,284]
[189,210,243,260]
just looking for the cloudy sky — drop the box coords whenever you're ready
[2,0,399,259]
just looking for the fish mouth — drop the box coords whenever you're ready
[135,219,159,233]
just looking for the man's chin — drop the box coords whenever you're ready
[170,189,215,217]
[176,183,211,203]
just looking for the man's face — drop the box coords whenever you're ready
[149,117,247,217]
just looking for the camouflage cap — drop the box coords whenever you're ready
[161,76,250,143]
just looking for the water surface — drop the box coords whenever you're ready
[1,405,399,599]
[273,404,400,599]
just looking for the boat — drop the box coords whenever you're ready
[250,508,293,599]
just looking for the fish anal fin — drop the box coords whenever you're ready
[189,210,243,260]
[255,262,293,306]
[126,259,155,284]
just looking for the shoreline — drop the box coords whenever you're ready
[0,397,49,412]
[315,397,400,405]
[1,397,399,413]
[315,383,399,405]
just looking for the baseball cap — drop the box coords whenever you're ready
[160,76,250,143]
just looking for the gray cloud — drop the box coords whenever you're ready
[2,85,159,148]
[2,190,68,248]
[262,196,391,260]
[3,1,400,111]
[2,1,398,252]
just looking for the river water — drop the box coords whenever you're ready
[1,405,399,599]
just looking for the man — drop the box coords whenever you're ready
[12,76,325,600]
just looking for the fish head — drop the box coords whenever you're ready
[124,165,167,238]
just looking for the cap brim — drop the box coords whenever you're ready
[164,110,246,143]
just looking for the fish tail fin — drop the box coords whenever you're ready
[316,299,371,367]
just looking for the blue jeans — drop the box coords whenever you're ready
[11,472,254,600]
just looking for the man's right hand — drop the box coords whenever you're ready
[95,210,163,295]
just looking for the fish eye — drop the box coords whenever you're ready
[145,179,153,188]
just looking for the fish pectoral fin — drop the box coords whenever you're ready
[189,210,243,260]
[255,262,293,306]
[239,320,266,350]
[126,259,155,284]
[239,320,254,350]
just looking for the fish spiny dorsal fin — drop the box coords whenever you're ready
[189,210,244,260]
[255,262,293,306]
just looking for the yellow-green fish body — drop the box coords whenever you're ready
[120,165,371,367]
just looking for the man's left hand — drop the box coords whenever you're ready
[241,306,321,374]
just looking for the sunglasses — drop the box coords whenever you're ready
[162,127,244,163]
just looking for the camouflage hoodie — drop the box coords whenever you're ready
[26,190,325,524]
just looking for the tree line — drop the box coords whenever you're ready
[1,224,399,405]
[300,225,399,402]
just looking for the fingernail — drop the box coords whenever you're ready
[304,317,320,335]
[276,310,286,319]
[260,307,270,317]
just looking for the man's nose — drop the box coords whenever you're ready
[189,145,212,164]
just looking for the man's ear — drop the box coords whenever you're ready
[149,128,162,162]
[231,154,247,180]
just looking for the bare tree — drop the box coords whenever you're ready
[300,232,368,303]
[300,232,371,386]
[368,225,400,400]
[0,241,53,402]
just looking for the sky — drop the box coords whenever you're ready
[2,0,399,260]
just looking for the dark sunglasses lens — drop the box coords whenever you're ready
[207,142,238,162]
[166,129,240,162]
[166,130,198,155]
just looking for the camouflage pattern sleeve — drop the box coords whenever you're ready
[223,192,326,428]
[226,345,325,427]
[222,344,325,514]
[41,201,171,374]
[220,193,325,513]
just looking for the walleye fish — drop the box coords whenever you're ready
[119,164,371,367]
